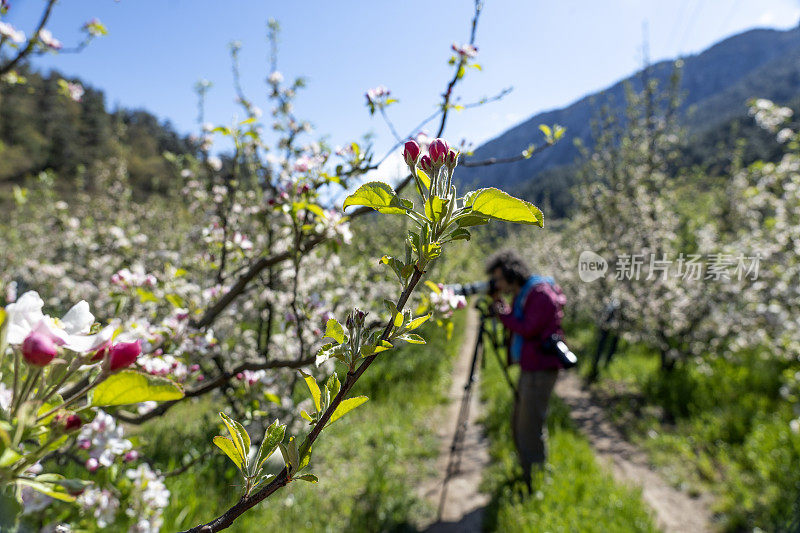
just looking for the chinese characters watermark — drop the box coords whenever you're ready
[579,251,761,283]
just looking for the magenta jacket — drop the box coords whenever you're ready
[498,282,566,372]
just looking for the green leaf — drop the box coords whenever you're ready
[360,340,393,356]
[415,168,431,191]
[323,318,345,344]
[421,242,442,259]
[264,392,282,405]
[135,288,159,303]
[330,396,369,424]
[231,418,251,459]
[326,373,341,399]
[315,343,336,366]
[466,188,543,227]
[455,214,489,227]
[258,420,286,470]
[393,312,404,328]
[16,479,75,503]
[425,280,441,294]
[398,333,426,344]
[165,294,185,308]
[539,124,552,138]
[213,436,244,471]
[293,201,326,219]
[380,255,407,282]
[405,314,431,331]
[424,196,449,224]
[0,486,22,530]
[279,437,300,472]
[300,370,322,412]
[342,182,412,214]
[219,412,248,463]
[90,371,184,406]
[445,228,472,242]
[296,473,318,483]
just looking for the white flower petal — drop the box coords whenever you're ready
[61,301,94,334]
[64,325,114,354]
[5,291,45,344]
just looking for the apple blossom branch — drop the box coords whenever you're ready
[0,1,101,77]
[0,0,57,77]
[179,268,425,533]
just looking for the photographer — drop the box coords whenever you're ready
[487,250,567,489]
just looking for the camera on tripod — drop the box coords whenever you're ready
[446,278,498,297]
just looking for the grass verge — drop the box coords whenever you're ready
[581,322,800,531]
[478,333,658,532]
[131,311,466,532]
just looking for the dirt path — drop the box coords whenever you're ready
[555,371,715,533]
[418,307,490,533]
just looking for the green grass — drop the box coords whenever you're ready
[130,312,466,532]
[582,323,800,531]
[478,335,658,533]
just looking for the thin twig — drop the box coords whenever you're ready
[179,268,424,533]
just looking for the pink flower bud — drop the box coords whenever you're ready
[78,439,92,450]
[21,331,57,367]
[445,149,458,168]
[124,450,139,463]
[236,372,244,380]
[403,140,420,167]
[197,374,205,381]
[107,340,141,371]
[419,155,433,174]
[64,414,82,431]
[85,457,99,472]
[190,364,200,372]
[91,341,110,362]
[428,138,449,164]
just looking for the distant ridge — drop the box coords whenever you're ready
[455,25,800,215]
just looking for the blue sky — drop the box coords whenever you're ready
[5,1,800,178]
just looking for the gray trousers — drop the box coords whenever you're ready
[513,369,559,478]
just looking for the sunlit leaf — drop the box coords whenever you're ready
[213,436,244,471]
[329,396,369,424]
[90,371,184,406]
[219,412,247,463]
[323,318,345,345]
[258,420,286,470]
[300,370,322,412]
[466,188,543,227]
[342,182,413,214]
[405,314,431,331]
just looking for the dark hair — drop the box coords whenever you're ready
[486,250,530,286]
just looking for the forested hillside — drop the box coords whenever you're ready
[0,66,197,193]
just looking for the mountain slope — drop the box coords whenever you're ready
[456,26,800,211]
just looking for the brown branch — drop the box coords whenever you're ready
[179,268,425,533]
[461,142,553,167]
[164,451,213,478]
[436,0,483,138]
